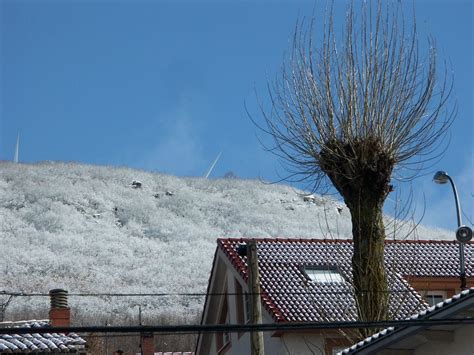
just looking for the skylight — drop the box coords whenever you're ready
[304,267,345,283]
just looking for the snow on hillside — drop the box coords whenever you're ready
[0,162,451,322]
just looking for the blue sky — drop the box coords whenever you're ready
[1,0,472,231]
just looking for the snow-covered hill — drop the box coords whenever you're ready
[0,162,450,322]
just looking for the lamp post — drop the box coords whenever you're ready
[433,171,472,290]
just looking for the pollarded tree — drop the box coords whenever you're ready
[256,1,453,333]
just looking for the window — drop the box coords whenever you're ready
[244,292,251,323]
[216,295,231,353]
[304,266,345,283]
[223,311,231,344]
[425,291,446,306]
[234,279,251,324]
[426,294,444,306]
[234,280,245,325]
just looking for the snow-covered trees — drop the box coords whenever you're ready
[0,162,451,322]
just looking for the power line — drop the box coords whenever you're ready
[1,318,473,335]
[82,331,200,339]
[0,289,436,298]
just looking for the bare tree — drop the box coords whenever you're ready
[255,1,454,335]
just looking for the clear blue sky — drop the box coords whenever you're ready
[1,0,472,231]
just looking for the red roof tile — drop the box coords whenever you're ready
[218,238,473,323]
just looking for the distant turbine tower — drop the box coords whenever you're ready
[14,134,20,163]
[204,151,222,179]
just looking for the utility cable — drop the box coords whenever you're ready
[1,318,473,335]
[0,289,440,298]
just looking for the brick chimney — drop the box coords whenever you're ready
[49,289,70,327]
[140,332,154,355]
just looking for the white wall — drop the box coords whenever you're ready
[280,334,326,355]
[222,253,287,355]
[221,253,325,355]
[226,328,325,355]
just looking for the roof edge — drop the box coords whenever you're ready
[339,287,474,354]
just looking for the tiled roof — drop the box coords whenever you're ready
[0,320,86,353]
[218,238,473,323]
[338,287,474,354]
[383,240,472,277]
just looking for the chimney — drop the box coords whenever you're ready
[49,289,70,327]
[140,332,154,355]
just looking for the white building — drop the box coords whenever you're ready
[195,238,473,355]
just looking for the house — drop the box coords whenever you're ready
[339,287,474,354]
[0,289,87,354]
[196,238,473,355]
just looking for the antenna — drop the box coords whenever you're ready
[14,133,20,163]
[204,151,222,179]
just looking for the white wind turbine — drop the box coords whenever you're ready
[13,134,20,163]
[204,151,222,179]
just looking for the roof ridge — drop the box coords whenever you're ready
[0,319,49,326]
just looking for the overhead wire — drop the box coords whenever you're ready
[0,289,442,297]
[0,318,473,335]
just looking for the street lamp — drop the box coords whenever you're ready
[433,171,472,290]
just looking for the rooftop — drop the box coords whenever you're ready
[217,238,473,323]
[0,320,86,353]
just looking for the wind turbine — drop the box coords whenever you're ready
[13,134,20,163]
[204,151,222,179]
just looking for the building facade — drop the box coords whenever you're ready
[196,238,473,355]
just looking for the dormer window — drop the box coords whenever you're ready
[304,266,345,283]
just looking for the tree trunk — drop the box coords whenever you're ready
[347,192,388,333]
[320,139,394,337]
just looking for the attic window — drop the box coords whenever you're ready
[304,267,345,283]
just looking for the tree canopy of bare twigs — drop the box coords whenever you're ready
[254,1,454,337]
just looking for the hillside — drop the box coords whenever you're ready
[0,162,451,323]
